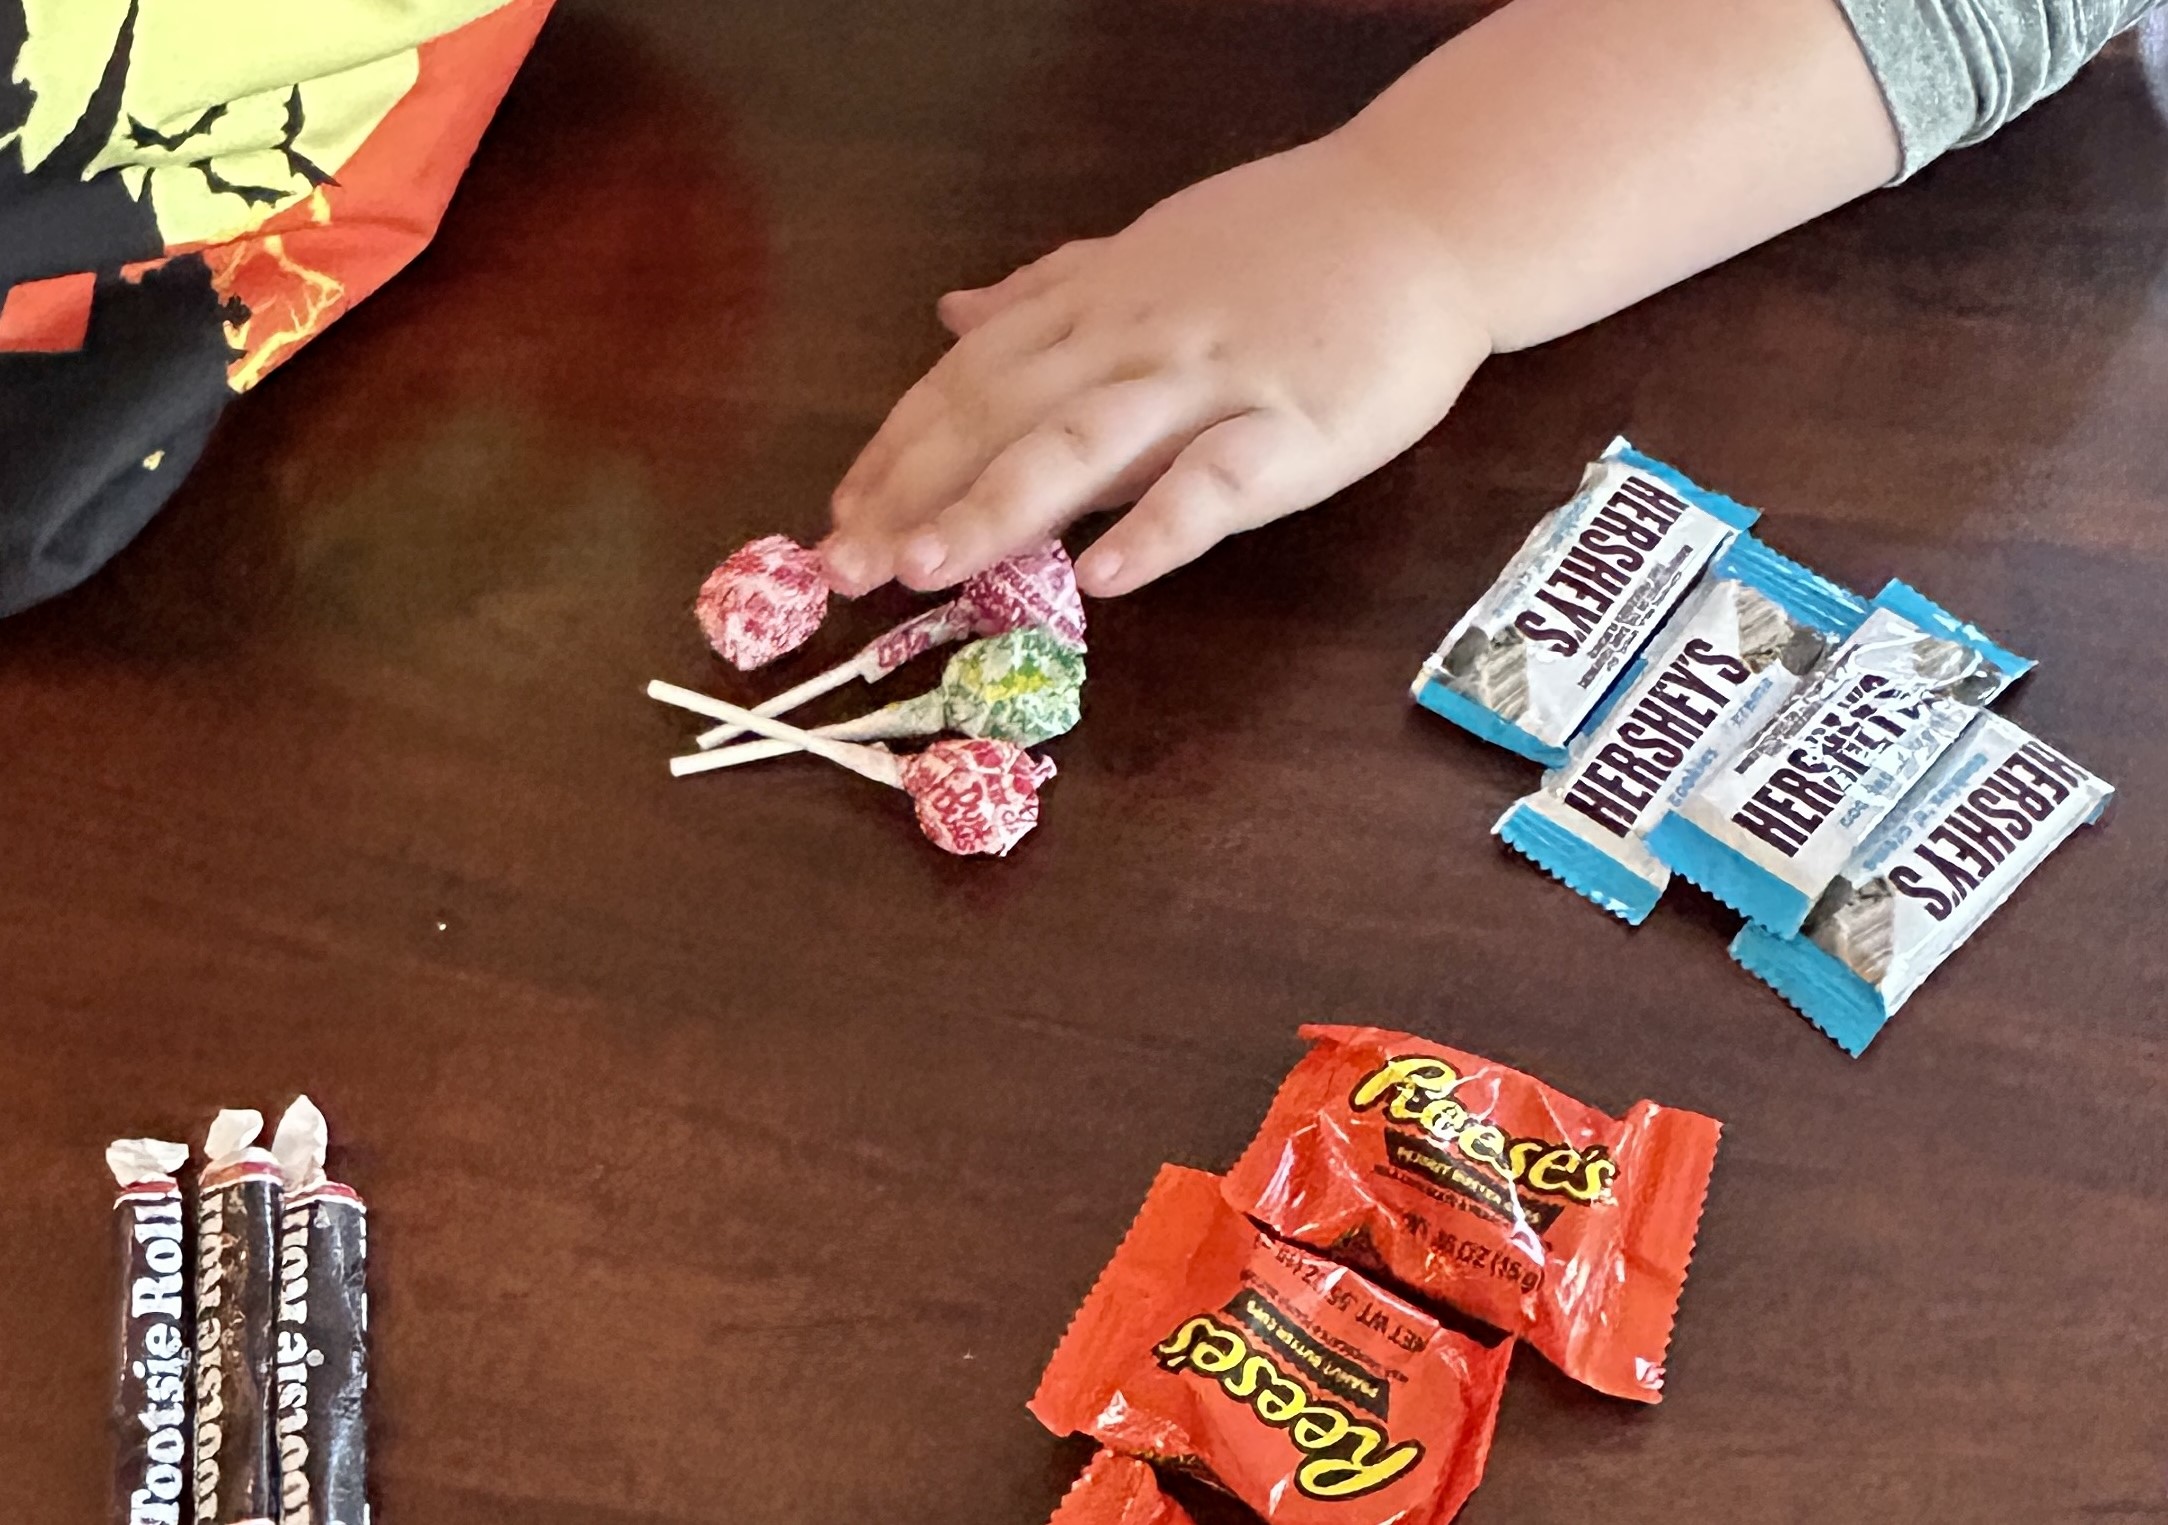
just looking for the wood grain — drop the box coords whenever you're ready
[2,4,2163,1522]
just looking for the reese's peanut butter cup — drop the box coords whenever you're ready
[194,1109,283,1525]
[1048,1451,1195,1525]
[1412,439,1758,766]
[1222,1026,1720,1403]
[109,1138,193,1525]
[270,1096,371,1525]
[1031,1165,1510,1525]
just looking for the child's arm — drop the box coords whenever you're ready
[816,0,2114,599]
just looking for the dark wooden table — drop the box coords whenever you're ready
[5,4,2166,1521]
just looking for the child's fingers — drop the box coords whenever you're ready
[840,295,1083,517]
[818,527,902,596]
[834,297,1070,515]
[893,377,1222,588]
[936,240,1105,337]
[1073,410,1330,596]
[841,318,1107,566]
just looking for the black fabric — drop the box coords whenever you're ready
[0,256,235,616]
[0,0,232,616]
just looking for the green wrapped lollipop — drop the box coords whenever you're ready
[670,627,1083,775]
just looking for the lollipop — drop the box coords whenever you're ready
[673,628,1084,774]
[646,682,1056,856]
[693,543,1086,748]
[694,535,830,669]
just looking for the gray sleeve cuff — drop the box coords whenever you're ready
[1835,0,2162,180]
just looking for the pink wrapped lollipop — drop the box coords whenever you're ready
[694,542,1085,749]
[895,738,1056,856]
[695,535,830,669]
[647,681,1055,857]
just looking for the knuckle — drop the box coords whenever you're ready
[1198,452,1253,500]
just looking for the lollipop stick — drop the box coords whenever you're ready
[691,653,878,750]
[670,739,799,776]
[645,682,901,786]
[694,601,972,749]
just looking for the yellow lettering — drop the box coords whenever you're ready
[1458,1122,1508,1169]
[1157,1313,1426,1504]
[1254,1376,1306,1424]
[1503,1137,1548,1182]
[1153,1316,1217,1369]
[1296,1435,1426,1499]
[1222,1353,1275,1400]
[1289,1407,1350,1452]
[1350,1056,1459,1111]
[1577,1153,1618,1203]
[1188,1328,1246,1376]
[1526,1147,1583,1195]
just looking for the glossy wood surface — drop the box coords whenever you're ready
[3,5,2165,1521]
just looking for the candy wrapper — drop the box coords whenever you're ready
[679,627,1084,774]
[1222,1026,1720,1403]
[694,543,1086,749]
[694,535,831,669]
[1645,581,2032,936]
[648,682,1057,856]
[1047,1452,1196,1525]
[195,1108,284,1525]
[109,1138,192,1525]
[1495,535,1868,923]
[1732,713,2112,1054]
[271,1097,370,1525]
[1030,1166,1511,1525]
[1412,439,1758,766]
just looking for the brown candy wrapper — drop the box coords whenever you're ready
[110,1138,193,1525]
[194,1109,283,1525]
[271,1096,371,1525]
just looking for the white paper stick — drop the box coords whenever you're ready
[690,650,878,750]
[646,681,901,786]
[671,739,799,776]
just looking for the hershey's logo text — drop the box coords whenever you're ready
[1730,672,1926,857]
[1563,637,1752,837]
[1512,474,1690,659]
[1889,742,2089,920]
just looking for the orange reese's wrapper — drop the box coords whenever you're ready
[1046,1451,1195,1525]
[1030,1165,1510,1525]
[1222,1025,1721,1403]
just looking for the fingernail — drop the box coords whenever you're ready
[821,538,868,590]
[900,532,947,582]
[1078,548,1122,592]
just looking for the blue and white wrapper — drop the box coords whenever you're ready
[1731,713,2111,1054]
[1645,581,2033,936]
[1494,535,1868,923]
[1412,439,1758,767]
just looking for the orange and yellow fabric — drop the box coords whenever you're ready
[0,0,553,613]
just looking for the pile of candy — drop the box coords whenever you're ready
[1413,438,2114,1055]
[107,1097,368,1525]
[1030,1025,1723,1525]
[650,539,1088,857]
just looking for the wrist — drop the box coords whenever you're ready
[1310,126,1502,368]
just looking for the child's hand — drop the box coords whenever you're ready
[820,0,1900,603]
[821,133,1494,599]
